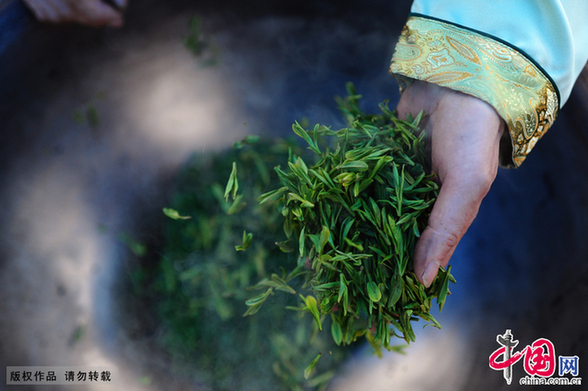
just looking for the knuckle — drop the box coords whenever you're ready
[443,231,460,249]
[469,167,496,198]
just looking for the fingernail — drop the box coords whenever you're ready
[421,260,440,288]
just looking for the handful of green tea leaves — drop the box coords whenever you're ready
[234,83,455,355]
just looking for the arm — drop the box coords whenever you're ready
[391,1,588,286]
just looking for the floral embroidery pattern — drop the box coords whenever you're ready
[390,15,559,168]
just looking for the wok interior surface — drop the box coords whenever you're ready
[1,1,587,390]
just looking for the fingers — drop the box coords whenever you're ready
[23,0,126,27]
[75,0,125,27]
[415,170,494,287]
[22,0,60,22]
[396,80,504,287]
[415,102,503,287]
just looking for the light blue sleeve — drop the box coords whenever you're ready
[411,0,588,106]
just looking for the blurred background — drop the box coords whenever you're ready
[0,0,587,390]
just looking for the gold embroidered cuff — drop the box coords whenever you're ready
[390,15,559,168]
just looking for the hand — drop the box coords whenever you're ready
[396,80,504,287]
[23,0,128,27]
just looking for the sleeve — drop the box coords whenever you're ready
[389,0,588,168]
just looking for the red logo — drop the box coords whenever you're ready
[489,330,556,384]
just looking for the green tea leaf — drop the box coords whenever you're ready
[227,194,247,215]
[299,226,306,260]
[258,186,288,204]
[388,273,402,307]
[301,294,322,331]
[367,281,382,302]
[162,207,192,220]
[224,162,239,201]
[337,161,369,172]
[293,121,321,155]
[304,353,322,380]
[437,265,452,311]
[331,319,343,346]
[243,288,273,316]
[288,192,315,208]
[319,226,330,254]
[235,230,253,251]
[275,239,294,253]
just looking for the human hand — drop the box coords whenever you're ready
[22,0,128,27]
[396,80,504,287]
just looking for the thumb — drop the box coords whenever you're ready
[415,170,493,287]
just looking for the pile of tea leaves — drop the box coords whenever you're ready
[136,83,454,389]
[234,83,455,359]
[136,136,345,390]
